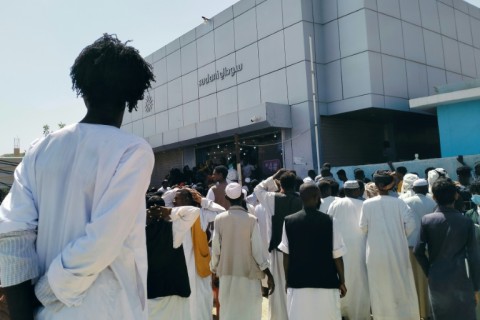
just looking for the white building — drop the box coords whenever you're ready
[121,0,480,183]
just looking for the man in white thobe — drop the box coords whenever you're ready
[254,169,302,320]
[0,34,155,320]
[360,170,419,320]
[318,180,338,214]
[328,181,370,320]
[403,178,436,319]
[210,183,274,320]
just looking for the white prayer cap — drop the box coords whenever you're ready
[413,179,428,187]
[245,177,251,183]
[344,180,360,189]
[225,183,243,199]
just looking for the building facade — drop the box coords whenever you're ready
[121,0,480,183]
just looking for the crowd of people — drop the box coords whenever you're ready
[0,33,479,320]
[138,161,480,320]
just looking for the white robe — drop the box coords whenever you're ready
[359,195,419,320]
[319,196,339,214]
[0,123,154,319]
[182,200,225,320]
[254,177,288,320]
[328,197,370,320]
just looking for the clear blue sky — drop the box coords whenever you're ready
[0,0,238,155]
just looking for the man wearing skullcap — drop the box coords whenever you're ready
[415,178,480,320]
[328,181,370,320]
[359,170,419,319]
[210,183,274,320]
[402,179,436,319]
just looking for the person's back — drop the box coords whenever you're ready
[328,181,370,320]
[415,178,480,320]
[0,34,155,319]
[359,171,419,320]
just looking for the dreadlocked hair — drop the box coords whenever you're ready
[70,34,155,112]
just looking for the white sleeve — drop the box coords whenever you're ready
[45,144,154,307]
[359,203,369,234]
[252,222,269,270]
[277,223,289,254]
[0,153,40,286]
[206,188,215,201]
[332,217,347,258]
[199,198,225,231]
[171,206,201,248]
[402,202,416,238]
[254,177,277,217]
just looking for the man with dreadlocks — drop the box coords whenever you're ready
[359,170,419,319]
[0,34,155,319]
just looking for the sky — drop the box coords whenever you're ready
[0,0,238,155]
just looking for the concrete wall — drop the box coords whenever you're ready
[320,0,480,115]
[331,154,480,183]
[437,100,480,157]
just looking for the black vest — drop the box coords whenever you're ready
[284,208,340,289]
[269,192,303,252]
[146,219,191,299]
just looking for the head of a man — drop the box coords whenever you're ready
[336,169,347,182]
[456,166,472,186]
[300,183,321,209]
[173,189,195,207]
[354,168,365,181]
[343,180,361,198]
[412,179,429,195]
[318,180,331,198]
[373,170,395,194]
[279,171,296,192]
[161,180,169,188]
[213,165,228,183]
[475,162,480,177]
[307,169,316,180]
[470,180,480,207]
[424,167,435,179]
[432,178,457,207]
[71,34,155,116]
[320,166,332,178]
[396,166,407,180]
[225,183,244,206]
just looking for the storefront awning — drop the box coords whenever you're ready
[150,102,292,151]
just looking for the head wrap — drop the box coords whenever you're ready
[401,174,419,194]
[364,182,379,199]
[373,170,394,186]
[428,168,449,193]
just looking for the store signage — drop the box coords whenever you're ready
[198,63,243,87]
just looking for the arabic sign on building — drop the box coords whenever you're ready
[198,63,243,87]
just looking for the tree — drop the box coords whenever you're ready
[43,125,50,137]
[42,123,65,136]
